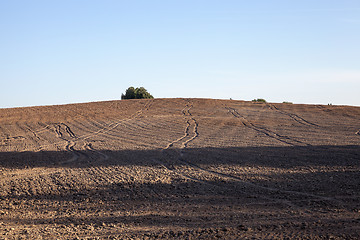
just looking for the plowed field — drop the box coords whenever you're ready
[0,98,359,239]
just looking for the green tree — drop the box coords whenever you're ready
[252,98,267,103]
[135,87,153,99]
[121,87,136,99]
[121,86,154,99]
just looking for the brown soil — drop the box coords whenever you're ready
[0,98,359,239]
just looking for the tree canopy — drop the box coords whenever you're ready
[252,98,267,103]
[121,87,154,99]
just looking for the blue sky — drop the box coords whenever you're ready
[1,0,359,108]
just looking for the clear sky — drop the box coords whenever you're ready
[1,0,359,108]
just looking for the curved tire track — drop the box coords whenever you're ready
[226,107,310,146]
[175,106,345,208]
[21,100,154,159]
[84,142,109,161]
[268,104,319,127]
[156,103,302,207]
[155,103,301,207]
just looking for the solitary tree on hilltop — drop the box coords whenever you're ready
[121,87,154,99]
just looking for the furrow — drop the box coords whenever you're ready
[182,118,199,148]
[226,107,309,146]
[269,104,318,127]
[84,142,109,161]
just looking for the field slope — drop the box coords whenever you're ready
[0,98,359,239]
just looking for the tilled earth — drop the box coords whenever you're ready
[0,98,359,239]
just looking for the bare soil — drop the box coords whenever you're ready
[0,98,359,239]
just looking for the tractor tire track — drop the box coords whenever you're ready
[165,120,191,149]
[84,142,109,161]
[70,113,178,145]
[69,119,159,148]
[156,103,301,208]
[59,140,81,164]
[24,123,41,141]
[268,104,319,127]
[16,122,56,152]
[80,99,153,141]
[182,118,199,148]
[44,123,86,165]
[153,103,211,183]
[212,106,349,207]
[226,107,310,146]
[61,123,76,138]
[21,122,54,136]
[0,135,25,144]
[61,99,153,163]
[20,100,154,154]
[176,106,300,207]
[156,103,295,207]
[177,117,344,208]
[22,123,64,151]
